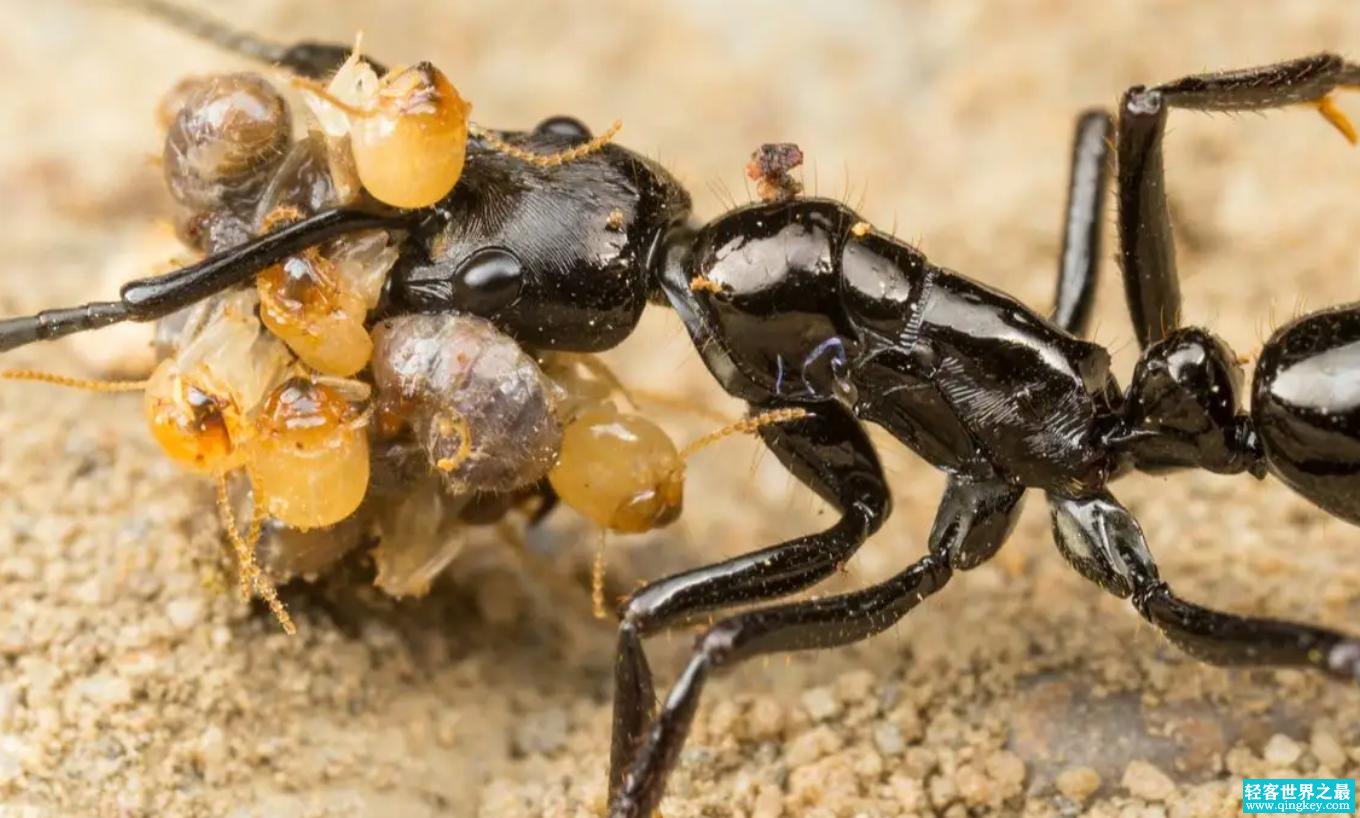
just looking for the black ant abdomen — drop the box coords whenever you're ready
[1253,304,1360,524]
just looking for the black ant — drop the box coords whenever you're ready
[2,8,1359,816]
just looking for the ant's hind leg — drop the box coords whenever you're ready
[1051,110,1113,338]
[1117,53,1360,348]
[609,404,889,796]
[1047,491,1360,681]
[0,208,400,354]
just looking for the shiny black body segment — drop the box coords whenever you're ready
[2,43,1360,818]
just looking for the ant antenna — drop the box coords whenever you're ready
[121,0,289,65]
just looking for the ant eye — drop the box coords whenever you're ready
[451,247,524,314]
[533,115,592,140]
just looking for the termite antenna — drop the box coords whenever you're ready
[591,529,609,620]
[120,0,289,65]
[1,369,148,393]
[679,407,810,461]
[214,470,296,634]
[469,120,624,169]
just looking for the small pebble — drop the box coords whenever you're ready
[986,750,1026,797]
[1056,766,1101,803]
[1122,760,1177,802]
[801,686,841,721]
[165,596,204,631]
[752,785,784,818]
[74,673,132,707]
[1262,733,1302,767]
[1310,728,1346,769]
[512,709,568,756]
[785,725,843,766]
[872,722,905,756]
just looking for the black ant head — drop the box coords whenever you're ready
[390,122,691,352]
[1113,327,1260,475]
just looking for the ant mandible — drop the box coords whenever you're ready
[1,8,1359,817]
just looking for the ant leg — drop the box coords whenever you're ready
[609,404,888,795]
[1051,111,1113,338]
[931,476,1025,569]
[1118,53,1360,348]
[0,208,401,353]
[611,554,965,818]
[1048,490,1360,680]
[611,471,1024,816]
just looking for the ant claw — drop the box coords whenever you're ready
[1313,94,1357,145]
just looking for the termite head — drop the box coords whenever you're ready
[143,358,242,473]
[549,404,685,534]
[250,376,371,530]
[302,48,471,209]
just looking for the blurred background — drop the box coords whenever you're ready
[1,1,1358,816]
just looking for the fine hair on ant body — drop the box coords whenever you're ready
[3,6,1360,816]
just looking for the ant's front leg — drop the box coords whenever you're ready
[1047,490,1360,681]
[0,209,401,353]
[611,473,1028,818]
[610,419,1027,817]
[1118,53,1360,347]
[609,404,889,797]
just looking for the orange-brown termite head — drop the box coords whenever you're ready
[549,405,685,534]
[301,49,471,210]
[250,376,371,530]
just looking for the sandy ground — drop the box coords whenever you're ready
[1,1,1360,816]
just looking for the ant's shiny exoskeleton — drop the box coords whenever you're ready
[3,8,1360,816]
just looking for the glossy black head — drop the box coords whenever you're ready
[1112,327,1258,475]
[1253,306,1360,524]
[390,119,691,351]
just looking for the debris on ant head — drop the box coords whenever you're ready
[746,142,805,203]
